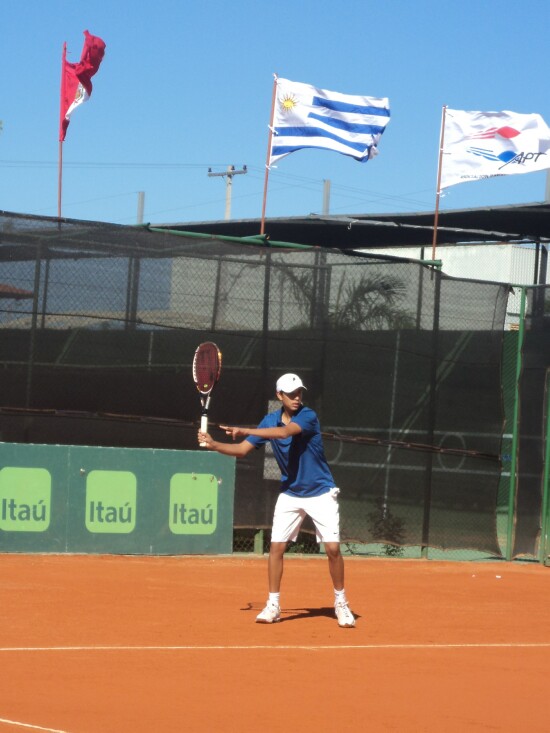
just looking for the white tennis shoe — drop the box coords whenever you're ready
[256,601,281,624]
[335,600,355,628]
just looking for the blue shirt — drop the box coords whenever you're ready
[245,405,335,497]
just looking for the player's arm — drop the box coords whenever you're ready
[198,421,302,455]
[220,423,302,441]
[197,430,256,457]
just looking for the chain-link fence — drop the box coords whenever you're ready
[508,284,550,562]
[1,211,547,561]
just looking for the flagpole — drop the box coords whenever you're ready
[260,73,278,236]
[57,141,63,219]
[57,42,67,219]
[431,105,447,261]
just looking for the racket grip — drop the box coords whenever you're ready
[199,414,208,448]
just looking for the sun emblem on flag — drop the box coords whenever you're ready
[74,83,86,103]
[280,93,298,113]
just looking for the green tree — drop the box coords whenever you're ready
[276,264,414,330]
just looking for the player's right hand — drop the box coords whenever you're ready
[198,430,212,447]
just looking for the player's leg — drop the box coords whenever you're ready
[267,541,287,593]
[256,493,305,624]
[324,541,345,590]
[306,488,356,628]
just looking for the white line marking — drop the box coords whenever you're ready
[0,642,549,652]
[0,717,71,733]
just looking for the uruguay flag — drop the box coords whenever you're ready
[269,77,390,166]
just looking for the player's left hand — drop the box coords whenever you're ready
[219,425,247,440]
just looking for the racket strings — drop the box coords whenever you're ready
[193,343,221,393]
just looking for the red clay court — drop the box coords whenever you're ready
[0,554,548,732]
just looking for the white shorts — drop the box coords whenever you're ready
[270,487,341,544]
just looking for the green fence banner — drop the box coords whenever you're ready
[0,443,235,555]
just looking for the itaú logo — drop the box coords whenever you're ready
[169,473,218,535]
[85,470,137,534]
[0,467,51,532]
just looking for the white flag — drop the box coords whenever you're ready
[269,77,390,166]
[440,109,550,189]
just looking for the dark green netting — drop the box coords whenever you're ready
[0,212,510,555]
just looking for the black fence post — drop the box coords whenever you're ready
[421,270,441,556]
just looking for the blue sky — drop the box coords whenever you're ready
[1,0,549,226]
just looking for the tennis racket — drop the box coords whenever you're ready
[193,341,222,447]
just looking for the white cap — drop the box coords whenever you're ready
[276,373,307,393]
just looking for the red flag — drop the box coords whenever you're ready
[59,30,106,142]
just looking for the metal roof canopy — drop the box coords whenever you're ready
[0,210,274,262]
[160,201,550,248]
[1,203,549,262]
[0,211,420,272]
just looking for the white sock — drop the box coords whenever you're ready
[334,589,347,604]
[269,592,280,607]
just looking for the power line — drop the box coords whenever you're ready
[0,160,234,170]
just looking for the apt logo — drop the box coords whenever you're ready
[0,467,51,532]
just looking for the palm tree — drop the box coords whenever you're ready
[328,271,414,330]
[274,263,414,331]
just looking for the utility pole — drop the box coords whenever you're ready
[136,191,145,224]
[322,179,331,215]
[207,165,247,219]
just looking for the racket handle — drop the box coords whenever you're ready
[199,414,208,448]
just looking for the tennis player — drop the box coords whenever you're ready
[197,372,355,628]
